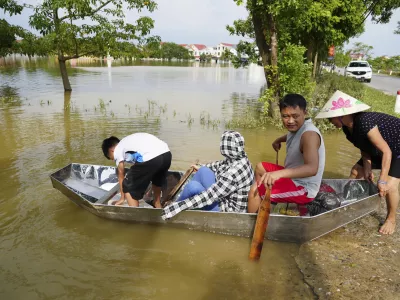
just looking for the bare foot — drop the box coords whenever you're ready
[152,200,162,208]
[379,219,396,235]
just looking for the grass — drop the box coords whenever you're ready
[226,73,399,132]
[0,85,23,107]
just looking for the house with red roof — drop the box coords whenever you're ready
[187,44,207,59]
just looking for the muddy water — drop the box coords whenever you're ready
[0,57,360,299]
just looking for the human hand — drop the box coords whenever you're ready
[363,164,374,182]
[377,180,388,198]
[191,164,200,171]
[272,140,281,152]
[259,171,282,189]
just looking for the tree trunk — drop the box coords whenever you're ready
[64,91,72,154]
[266,13,279,117]
[251,1,281,118]
[312,51,318,78]
[251,5,271,85]
[306,41,314,63]
[59,58,72,91]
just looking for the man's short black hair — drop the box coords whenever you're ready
[279,94,307,111]
[102,136,120,159]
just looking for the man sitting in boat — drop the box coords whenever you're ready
[101,133,172,208]
[248,94,326,215]
[161,131,254,220]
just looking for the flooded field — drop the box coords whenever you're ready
[0,57,364,299]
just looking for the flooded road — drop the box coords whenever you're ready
[0,57,361,299]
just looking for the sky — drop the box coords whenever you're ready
[2,0,400,57]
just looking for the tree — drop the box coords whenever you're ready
[160,42,191,60]
[349,42,374,60]
[0,19,16,57]
[220,48,233,61]
[227,0,400,117]
[334,47,352,67]
[8,0,158,91]
[395,21,400,34]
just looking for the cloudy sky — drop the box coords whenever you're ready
[2,0,400,56]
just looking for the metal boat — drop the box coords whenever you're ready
[50,163,380,243]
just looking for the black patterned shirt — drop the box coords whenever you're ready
[343,112,400,157]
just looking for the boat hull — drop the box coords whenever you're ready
[50,163,380,243]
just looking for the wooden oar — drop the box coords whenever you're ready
[249,188,271,261]
[275,150,279,165]
[162,160,199,207]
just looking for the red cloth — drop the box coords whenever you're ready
[257,162,314,205]
[319,183,335,193]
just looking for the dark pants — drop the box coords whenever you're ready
[122,151,172,199]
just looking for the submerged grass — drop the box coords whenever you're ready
[0,85,23,107]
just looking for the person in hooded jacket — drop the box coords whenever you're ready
[161,131,254,220]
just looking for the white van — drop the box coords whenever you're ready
[344,61,372,82]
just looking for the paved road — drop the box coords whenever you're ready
[336,67,400,95]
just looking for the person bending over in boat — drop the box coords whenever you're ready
[316,90,400,235]
[161,131,254,220]
[101,133,172,208]
[248,94,326,216]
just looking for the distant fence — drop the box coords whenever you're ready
[373,69,400,77]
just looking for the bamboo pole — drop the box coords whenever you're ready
[249,188,271,261]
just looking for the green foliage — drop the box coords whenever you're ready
[199,53,212,62]
[396,21,400,34]
[0,0,23,15]
[333,47,351,67]
[160,42,192,60]
[369,55,400,71]
[3,0,158,90]
[26,0,157,60]
[258,44,314,118]
[0,19,16,57]
[220,48,233,61]
[279,44,315,99]
[228,73,399,131]
[137,40,192,60]
[349,42,374,59]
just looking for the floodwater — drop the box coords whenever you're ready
[0,57,360,299]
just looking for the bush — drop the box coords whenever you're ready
[227,72,399,132]
[259,43,314,121]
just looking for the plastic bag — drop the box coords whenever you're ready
[307,192,342,216]
[319,183,336,193]
[343,180,370,201]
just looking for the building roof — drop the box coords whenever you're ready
[192,44,207,50]
[221,43,234,47]
[179,44,187,47]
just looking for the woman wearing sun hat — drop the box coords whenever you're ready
[316,90,400,235]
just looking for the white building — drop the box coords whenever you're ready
[199,46,216,56]
[186,44,207,59]
[214,43,235,57]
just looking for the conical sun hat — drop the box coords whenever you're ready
[315,90,371,119]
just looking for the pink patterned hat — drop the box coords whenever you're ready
[315,90,371,119]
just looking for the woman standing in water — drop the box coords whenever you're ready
[316,90,400,235]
